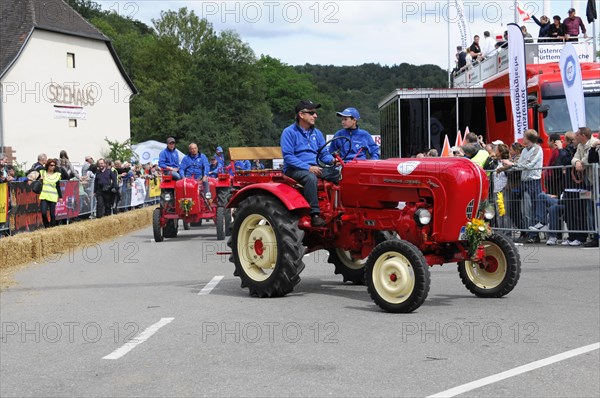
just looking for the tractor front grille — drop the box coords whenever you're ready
[466,199,475,220]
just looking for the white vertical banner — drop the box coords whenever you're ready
[507,23,528,141]
[451,0,472,49]
[560,43,586,131]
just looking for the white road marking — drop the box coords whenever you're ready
[428,342,600,398]
[198,275,224,295]
[102,317,174,360]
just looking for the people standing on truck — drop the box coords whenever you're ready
[159,137,181,180]
[501,130,544,243]
[93,158,117,218]
[480,31,497,57]
[468,35,482,62]
[38,159,62,228]
[453,46,467,74]
[548,16,567,42]
[180,142,210,194]
[531,15,551,39]
[281,100,339,227]
[563,8,587,41]
[521,26,534,43]
[329,107,380,161]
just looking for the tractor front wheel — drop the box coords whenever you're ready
[458,233,521,298]
[163,219,178,238]
[229,195,305,297]
[152,208,163,242]
[365,240,430,313]
[216,207,226,240]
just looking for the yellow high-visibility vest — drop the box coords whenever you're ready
[39,170,61,202]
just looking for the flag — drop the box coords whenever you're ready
[508,23,528,141]
[517,3,531,22]
[587,0,598,23]
[451,0,472,49]
[455,130,464,147]
[441,135,451,157]
[560,44,586,131]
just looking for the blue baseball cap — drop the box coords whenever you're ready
[216,146,223,153]
[336,107,360,120]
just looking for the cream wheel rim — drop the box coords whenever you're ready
[335,248,365,270]
[372,251,415,304]
[237,214,278,282]
[465,241,507,289]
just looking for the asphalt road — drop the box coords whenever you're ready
[1,223,599,397]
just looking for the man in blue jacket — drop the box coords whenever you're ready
[329,107,380,161]
[158,137,181,180]
[281,99,338,227]
[180,143,210,194]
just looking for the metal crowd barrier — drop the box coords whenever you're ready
[0,177,161,237]
[488,164,600,240]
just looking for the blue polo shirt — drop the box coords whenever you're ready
[180,153,209,178]
[330,128,380,160]
[281,123,333,173]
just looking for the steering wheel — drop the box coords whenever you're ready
[317,136,352,168]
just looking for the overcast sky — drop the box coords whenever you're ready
[97,0,598,69]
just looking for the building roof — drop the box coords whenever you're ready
[0,0,137,94]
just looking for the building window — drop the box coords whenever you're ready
[69,119,77,127]
[67,53,75,68]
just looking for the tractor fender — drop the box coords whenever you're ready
[227,183,310,211]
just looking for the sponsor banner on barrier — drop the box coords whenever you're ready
[0,183,8,223]
[149,178,161,198]
[55,181,80,220]
[131,178,147,207]
[9,182,43,233]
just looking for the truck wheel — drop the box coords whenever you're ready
[365,240,430,313]
[153,208,163,242]
[229,195,305,297]
[163,219,178,238]
[216,207,226,240]
[329,249,366,284]
[458,233,521,298]
[183,221,191,230]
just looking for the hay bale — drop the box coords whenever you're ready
[0,206,157,271]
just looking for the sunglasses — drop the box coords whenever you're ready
[48,164,56,167]
[302,111,317,116]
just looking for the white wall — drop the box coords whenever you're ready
[1,29,132,169]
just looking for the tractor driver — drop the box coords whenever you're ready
[329,107,380,161]
[281,99,339,227]
[180,143,210,194]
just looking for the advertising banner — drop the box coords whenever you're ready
[0,183,8,223]
[149,177,161,198]
[131,178,147,207]
[560,44,586,132]
[55,181,80,220]
[9,182,42,234]
[507,23,528,141]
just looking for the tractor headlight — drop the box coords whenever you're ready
[163,192,171,202]
[414,208,432,226]
[205,192,212,200]
[483,204,495,220]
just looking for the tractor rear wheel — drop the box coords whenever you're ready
[163,219,178,238]
[216,207,226,240]
[365,240,430,313]
[458,233,521,298]
[329,249,366,284]
[330,231,395,285]
[228,195,305,297]
[152,208,163,242]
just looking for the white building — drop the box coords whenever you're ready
[0,0,137,169]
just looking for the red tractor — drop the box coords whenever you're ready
[226,139,521,313]
[152,173,232,242]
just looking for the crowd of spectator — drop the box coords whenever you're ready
[453,7,588,76]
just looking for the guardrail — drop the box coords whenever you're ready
[0,177,161,237]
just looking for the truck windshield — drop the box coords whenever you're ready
[543,94,600,134]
